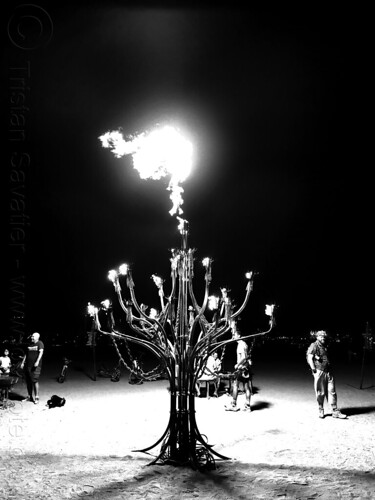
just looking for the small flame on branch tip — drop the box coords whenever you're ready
[265,304,275,316]
[101,299,111,310]
[149,308,158,319]
[99,125,193,216]
[119,264,129,275]
[87,303,98,316]
[108,270,118,282]
[202,257,210,268]
[208,295,219,310]
[152,274,163,288]
[170,253,180,270]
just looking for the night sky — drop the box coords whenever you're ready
[4,3,372,343]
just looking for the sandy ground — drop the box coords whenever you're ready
[1,357,374,500]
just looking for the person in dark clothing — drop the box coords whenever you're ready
[21,332,44,404]
[306,330,347,419]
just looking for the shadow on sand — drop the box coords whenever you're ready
[250,400,272,411]
[341,405,375,416]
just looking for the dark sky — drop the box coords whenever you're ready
[4,3,372,342]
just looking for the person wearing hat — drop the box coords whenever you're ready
[306,330,347,419]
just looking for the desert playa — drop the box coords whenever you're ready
[1,357,374,500]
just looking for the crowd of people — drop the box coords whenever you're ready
[194,323,347,419]
[1,326,349,419]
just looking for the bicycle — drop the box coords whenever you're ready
[8,346,25,378]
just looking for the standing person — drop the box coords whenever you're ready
[0,349,11,375]
[210,351,222,394]
[306,330,347,419]
[20,332,44,404]
[225,328,253,412]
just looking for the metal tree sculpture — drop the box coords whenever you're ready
[90,125,275,470]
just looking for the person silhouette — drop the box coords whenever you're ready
[225,329,252,412]
[306,330,347,419]
[21,332,44,404]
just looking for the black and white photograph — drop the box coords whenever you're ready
[2,3,374,499]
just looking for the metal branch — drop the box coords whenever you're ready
[231,277,253,320]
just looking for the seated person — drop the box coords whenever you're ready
[196,351,222,397]
[0,349,11,375]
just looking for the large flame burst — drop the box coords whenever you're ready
[99,125,193,216]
